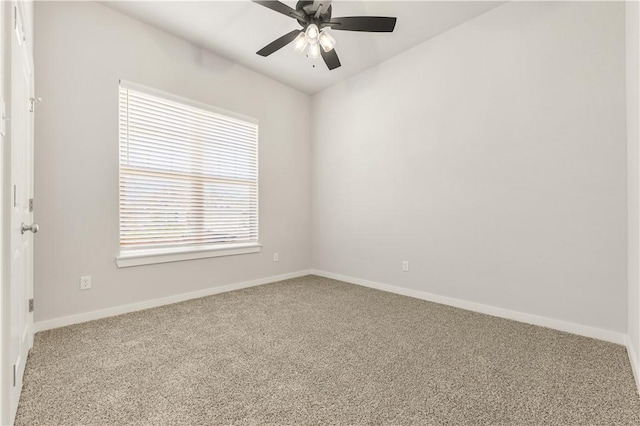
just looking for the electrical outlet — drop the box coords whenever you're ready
[80,276,92,290]
[273,252,279,262]
[402,261,409,272]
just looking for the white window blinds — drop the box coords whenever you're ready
[119,81,259,253]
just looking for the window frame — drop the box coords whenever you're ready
[116,80,260,268]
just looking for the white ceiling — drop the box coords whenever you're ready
[103,1,504,94]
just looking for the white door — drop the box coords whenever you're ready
[6,2,34,423]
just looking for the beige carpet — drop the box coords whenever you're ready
[15,275,640,425]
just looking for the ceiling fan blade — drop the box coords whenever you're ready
[252,1,307,22]
[325,16,397,32]
[321,48,341,70]
[257,30,302,57]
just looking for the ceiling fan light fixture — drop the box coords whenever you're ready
[253,0,397,71]
[319,30,336,52]
[305,23,319,43]
[308,42,320,59]
[293,32,307,52]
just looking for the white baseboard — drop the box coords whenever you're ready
[626,336,640,393]
[311,269,627,346]
[34,270,312,333]
[34,268,628,347]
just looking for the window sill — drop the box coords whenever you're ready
[116,242,262,268]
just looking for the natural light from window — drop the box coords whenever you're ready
[117,81,259,267]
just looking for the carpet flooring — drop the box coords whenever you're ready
[15,275,640,425]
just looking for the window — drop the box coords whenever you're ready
[117,81,259,267]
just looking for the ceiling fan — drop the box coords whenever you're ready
[252,0,397,70]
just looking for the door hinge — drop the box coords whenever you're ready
[29,198,33,212]
[13,364,16,387]
[29,97,42,113]
[28,298,34,313]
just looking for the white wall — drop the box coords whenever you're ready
[627,0,640,386]
[34,2,311,322]
[35,0,634,347]
[312,2,628,334]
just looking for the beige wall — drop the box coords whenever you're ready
[627,0,640,384]
[34,2,312,322]
[312,2,628,333]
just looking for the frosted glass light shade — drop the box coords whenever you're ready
[293,32,307,53]
[319,30,336,52]
[305,24,319,43]
[308,42,320,59]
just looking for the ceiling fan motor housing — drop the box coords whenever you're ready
[295,1,332,28]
